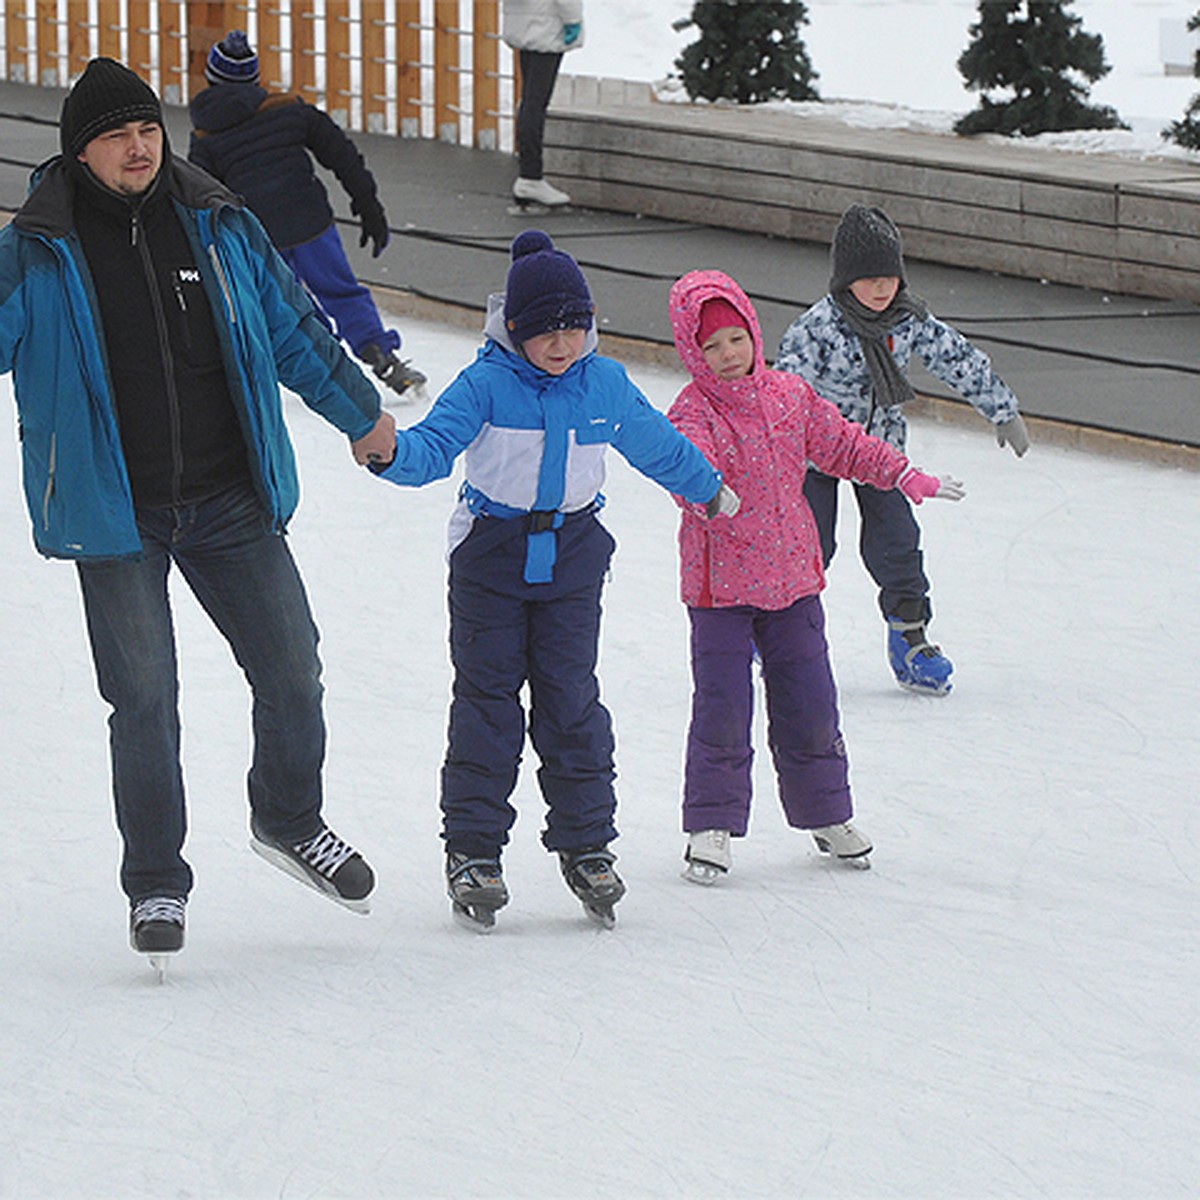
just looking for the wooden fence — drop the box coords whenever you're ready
[0,0,516,146]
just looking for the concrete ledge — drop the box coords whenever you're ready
[545,78,1200,303]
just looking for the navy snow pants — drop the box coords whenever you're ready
[682,596,853,837]
[440,509,618,859]
[804,469,932,621]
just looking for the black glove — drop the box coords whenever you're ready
[354,198,389,257]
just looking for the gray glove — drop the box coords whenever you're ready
[705,483,741,520]
[996,414,1030,457]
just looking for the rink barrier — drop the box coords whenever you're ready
[546,76,1200,306]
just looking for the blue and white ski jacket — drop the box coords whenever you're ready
[775,294,1020,453]
[0,156,381,560]
[376,295,722,559]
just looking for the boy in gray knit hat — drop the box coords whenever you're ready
[776,203,1030,695]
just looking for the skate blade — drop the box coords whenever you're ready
[813,840,873,870]
[250,837,372,915]
[506,201,572,217]
[143,950,179,984]
[452,900,499,933]
[583,902,616,930]
[384,382,429,408]
[682,859,726,886]
[895,677,952,697]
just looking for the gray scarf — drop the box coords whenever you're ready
[834,286,929,412]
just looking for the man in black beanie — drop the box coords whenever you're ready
[0,57,397,972]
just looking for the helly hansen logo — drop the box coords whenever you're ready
[176,268,201,285]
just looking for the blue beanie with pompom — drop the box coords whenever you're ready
[206,30,260,85]
[504,229,594,346]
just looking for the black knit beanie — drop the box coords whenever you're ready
[829,204,906,293]
[206,30,261,85]
[60,57,162,158]
[504,229,594,346]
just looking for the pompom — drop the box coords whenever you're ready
[511,229,554,261]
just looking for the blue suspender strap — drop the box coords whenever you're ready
[523,511,565,584]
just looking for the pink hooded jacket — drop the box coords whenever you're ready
[668,270,911,610]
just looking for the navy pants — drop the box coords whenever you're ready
[441,510,618,859]
[804,469,931,620]
[76,482,326,902]
[281,224,400,362]
[516,49,563,180]
[683,596,852,836]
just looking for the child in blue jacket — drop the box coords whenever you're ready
[367,230,731,930]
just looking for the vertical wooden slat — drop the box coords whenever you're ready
[396,0,421,138]
[433,0,458,143]
[96,0,121,61]
[361,0,387,133]
[66,0,91,81]
[187,2,239,103]
[6,0,30,83]
[35,0,57,86]
[258,0,285,94]
[325,0,352,126]
[127,0,152,80]
[472,0,499,150]
[292,0,318,103]
[159,0,187,105]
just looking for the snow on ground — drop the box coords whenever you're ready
[574,0,1200,161]
[0,312,1197,1199]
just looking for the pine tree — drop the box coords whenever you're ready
[675,1,819,104]
[954,1,1126,136]
[1164,11,1200,149]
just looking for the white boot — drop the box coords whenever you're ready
[811,822,872,868]
[683,829,732,885]
[512,176,571,207]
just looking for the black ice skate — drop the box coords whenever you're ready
[362,343,428,404]
[446,853,509,932]
[129,895,186,983]
[558,846,626,929]
[250,821,375,914]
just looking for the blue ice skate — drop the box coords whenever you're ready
[886,608,953,696]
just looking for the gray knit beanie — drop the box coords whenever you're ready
[829,204,906,293]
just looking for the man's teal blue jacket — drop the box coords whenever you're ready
[0,155,381,560]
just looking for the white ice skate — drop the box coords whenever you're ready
[683,829,732,885]
[811,822,873,868]
[509,176,571,215]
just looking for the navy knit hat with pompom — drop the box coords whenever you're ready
[504,229,594,345]
[206,30,260,85]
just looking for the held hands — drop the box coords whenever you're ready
[897,467,966,505]
[705,483,741,520]
[562,22,582,46]
[354,198,390,258]
[351,411,397,467]
[996,414,1031,457]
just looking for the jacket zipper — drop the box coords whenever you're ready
[132,206,186,505]
[42,433,56,530]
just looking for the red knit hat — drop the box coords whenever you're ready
[696,297,748,345]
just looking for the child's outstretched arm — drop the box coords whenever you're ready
[911,314,1030,457]
[897,467,965,504]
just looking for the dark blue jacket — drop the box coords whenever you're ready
[0,156,381,560]
[188,84,381,249]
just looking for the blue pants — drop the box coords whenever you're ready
[282,224,400,362]
[804,469,931,620]
[441,510,617,859]
[76,482,327,901]
[683,597,852,836]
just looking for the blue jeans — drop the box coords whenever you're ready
[76,483,326,902]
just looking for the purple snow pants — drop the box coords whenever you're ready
[682,595,852,836]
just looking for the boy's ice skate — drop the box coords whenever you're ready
[130,895,186,983]
[446,853,509,932]
[683,829,732,885]
[508,176,571,216]
[362,342,428,404]
[559,846,626,928]
[887,604,953,695]
[811,822,873,868]
[250,821,375,914]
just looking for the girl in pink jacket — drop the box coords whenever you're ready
[667,270,963,883]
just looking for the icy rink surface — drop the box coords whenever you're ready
[0,312,1196,1198]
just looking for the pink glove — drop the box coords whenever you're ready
[897,467,966,505]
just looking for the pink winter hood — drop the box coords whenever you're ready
[666,270,910,611]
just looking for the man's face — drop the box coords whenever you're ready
[77,120,163,195]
